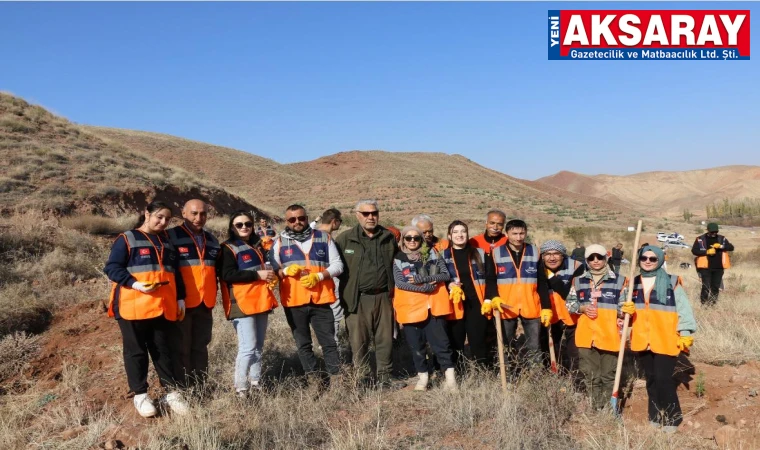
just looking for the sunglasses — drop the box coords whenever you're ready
[639,256,659,263]
[234,221,253,229]
[404,235,423,242]
[286,216,307,224]
[358,211,379,217]
[586,254,606,262]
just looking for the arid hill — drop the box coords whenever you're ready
[0,93,269,219]
[86,128,637,228]
[537,167,760,219]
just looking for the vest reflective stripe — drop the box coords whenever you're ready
[167,226,220,309]
[491,244,541,319]
[441,247,486,320]
[630,274,680,356]
[392,259,453,324]
[220,239,277,318]
[108,230,178,321]
[573,274,626,352]
[695,235,731,269]
[549,259,581,326]
[278,231,336,307]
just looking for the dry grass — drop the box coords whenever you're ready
[60,214,134,236]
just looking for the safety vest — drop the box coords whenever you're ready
[278,230,336,307]
[441,247,486,320]
[548,258,581,326]
[630,274,682,356]
[220,239,278,319]
[469,233,508,254]
[108,230,179,321]
[574,272,627,352]
[392,253,453,324]
[430,238,450,254]
[167,225,220,309]
[491,243,541,319]
[694,234,731,269]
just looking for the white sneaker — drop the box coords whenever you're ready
[164,391,190,416]
[414,373,429,391]
[133,393,157,418]
[443,368,458,392]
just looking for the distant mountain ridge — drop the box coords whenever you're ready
[537,166,760,219]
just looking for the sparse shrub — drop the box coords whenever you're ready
[60,214,131,236]
[0,332,40,381]
[0,114,35,133]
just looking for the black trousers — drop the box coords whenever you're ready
[284,303,340,376]
[698,269,724,305]
[447,296,495,369]
[118,316,180,395]
[174,304,213,387]
[404,315,454,373]
[637,351,682,426]
[540,323,580,375]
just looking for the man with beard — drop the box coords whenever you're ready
[269,205,344,383]
[167,199,221,387]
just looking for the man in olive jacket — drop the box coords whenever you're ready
[335,199,398,387]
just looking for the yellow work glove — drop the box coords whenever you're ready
[481,299,493,317]
[449,285,465,304]
[300,273,321,288]
[491,297,507,315]
[284,264,305,277]
[267,277,279,290]
[706,248,716,256]
[711,243,722,249]
[540,309,553,327]
[677,335,694,351]
[621,301,636,316]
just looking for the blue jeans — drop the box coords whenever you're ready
[232,314,269,391]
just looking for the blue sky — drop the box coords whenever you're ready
[1,2,758,179]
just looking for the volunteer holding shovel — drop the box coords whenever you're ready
[565,243,630,411]
[629,245,697,432]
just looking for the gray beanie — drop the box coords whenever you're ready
[540,240,567,255]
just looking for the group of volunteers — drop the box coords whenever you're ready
[105,199,723,432]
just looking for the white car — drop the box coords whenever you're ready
[657,232,668,242]
[664,242,690,250]
[657,232,684,243]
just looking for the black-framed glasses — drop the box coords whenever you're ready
[234,221,253,229]
[286,216,307,224]
[404,236,423,242]
[639,256,659,263]
[358,211,379,217]
[586,254,605,262]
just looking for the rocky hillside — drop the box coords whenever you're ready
[0,94,270,219]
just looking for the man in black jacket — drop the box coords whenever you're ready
[609,243,623,274]
[692,223,735,305]
[334,200,400,388]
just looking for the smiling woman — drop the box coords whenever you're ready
[103,200,190,418]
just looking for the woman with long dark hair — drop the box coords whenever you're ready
[104,200,190,418]
[216,210,278,396]
[440,220,493,369]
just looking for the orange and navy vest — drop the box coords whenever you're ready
[441,247,486,320]
[167,225,220,309]
[630,274,682,356]
[220,239,278,319]
[278,230,336,307]
[694,234,731,269]
[108,230,179,321]
[548,258,582,326]
[491,243,541,319]
[392,251,453,324]
[573,272,627,352]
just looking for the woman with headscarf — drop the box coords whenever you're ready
[629,245,697,432]
[392,226,457,391]
[564,244,633,411]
